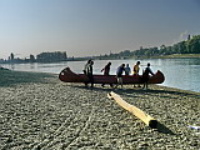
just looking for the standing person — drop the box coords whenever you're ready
[142,63,155,90]
[85,60,94,88]
[125,64,131,75]
[83,59,91,75]
[133,61,140,75]
[133,61,141,87]
[101,62,112,87]
[115,64,125,88]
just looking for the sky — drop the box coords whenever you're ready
[0,0,200,59]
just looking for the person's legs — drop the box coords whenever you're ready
[146,82,148,89]
[142,75,149,90]
[87,74,94,88]
[115,77,120,88]
[84,82,88,87]
[85,77,89,87]
[143,83,146,89]
[90,75,94,88]
[143,82,149,90]
[119,77,123,88]
[102,75,108,87]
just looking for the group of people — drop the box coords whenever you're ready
[83,60,155,90]
[115,61,154,89]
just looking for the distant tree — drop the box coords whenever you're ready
[120,50,131,56]
[149,47,159,55]
[160,44,166,50]
[178,41,187,54]
[30,54,35,62]
[99,34,200,59]
[186,35,200,53]
[159,45,167,55]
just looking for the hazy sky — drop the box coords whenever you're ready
[0,0,200,59]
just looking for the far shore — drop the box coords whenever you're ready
[127,53,200,60]
[153,53,200,59]
[0,70,200,149]
[1,53,200,65]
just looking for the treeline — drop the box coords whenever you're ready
[100,35,200,59]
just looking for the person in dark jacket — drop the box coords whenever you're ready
[115,64,125,88]
[101,62,113,87]
[142,63,155,90]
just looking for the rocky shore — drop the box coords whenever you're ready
[0,70,199,150]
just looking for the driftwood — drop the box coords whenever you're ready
[107,91,158,128]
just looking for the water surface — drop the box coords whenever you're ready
[2,59,200,92]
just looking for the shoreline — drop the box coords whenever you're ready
[157,84,200,95]
[2,67,200,93]
[0,70,200,149]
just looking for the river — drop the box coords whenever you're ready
[1,58,200,92]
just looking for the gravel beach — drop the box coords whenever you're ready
[0,70,199,150]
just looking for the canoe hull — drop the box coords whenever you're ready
[59,67,165,85]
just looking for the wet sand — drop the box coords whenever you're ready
[0,70,200,150]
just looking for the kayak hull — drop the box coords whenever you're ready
[59,67,165,84]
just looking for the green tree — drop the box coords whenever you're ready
[186,35,200,53]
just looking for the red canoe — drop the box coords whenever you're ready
[59,67,165,85]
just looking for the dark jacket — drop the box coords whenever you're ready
[116,66,125,77]
[142,66,154,82]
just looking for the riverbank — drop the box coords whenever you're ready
[154,54,200,59]
[128,54,200,60]
[0,70,199,150]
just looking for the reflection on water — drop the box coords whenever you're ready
[2,58,200,92]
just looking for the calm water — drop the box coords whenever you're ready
[2,59,200,92]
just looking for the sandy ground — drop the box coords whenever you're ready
[0,70,200,150]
